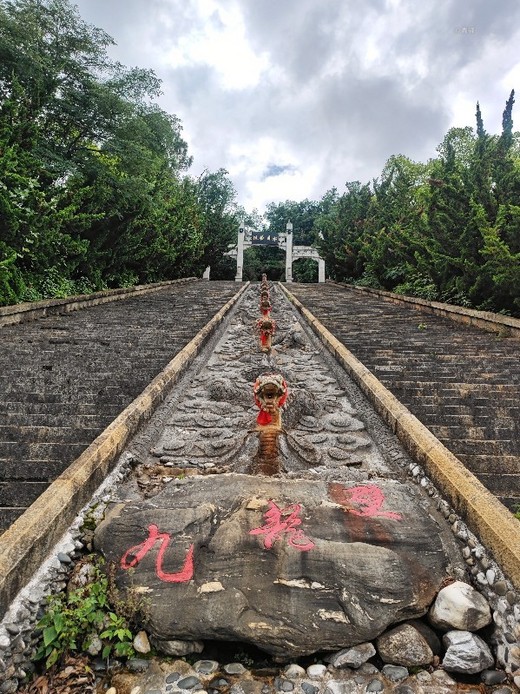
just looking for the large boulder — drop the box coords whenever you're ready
[95,474,450,658]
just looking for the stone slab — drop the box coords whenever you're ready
[95,473,450,658]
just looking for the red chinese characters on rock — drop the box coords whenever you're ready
[120,524,194,583]
[330,483,403,520]
[249,500,315,551]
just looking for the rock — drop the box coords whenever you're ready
[326,642,376,668]
[95,474,450,657]
[376,624,433,666]
[442,631,494,674]
[151,638,204,656]
[86,635,103,656]
[307,664,327,679]
[133,630,151,654]
[358,663,379,675]
[481,669,507,685]
[428,581,492,631]
[381,664,408,682]
[301,684,319,694]
[284,664,306,678]
[193,660,219,675]
[275,678,294,692]
[366,680,384,692]
[405,618,441,655]
[177,675,202,689]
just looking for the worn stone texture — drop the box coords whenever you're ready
[428,580,492,631]
[95,473,450,657]
[442,631,495,674]
[376,623,434,666]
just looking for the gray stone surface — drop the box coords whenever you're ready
[381,664,409,682]
[442,630,494,674]
[326,642,376,668]
[95,474,449,657]
[376,623,434,666]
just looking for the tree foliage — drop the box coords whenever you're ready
[0,0,238,304]
[309,92,519,315]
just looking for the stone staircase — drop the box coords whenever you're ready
[0,281,239,530]
[288,283,520,512]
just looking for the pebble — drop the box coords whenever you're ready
[194,660,219,675]
[366,680,384,692]
[481,669,507,685]
[106,688,117,694]
[275,677,294,691]
[177,675,202,689]
[166,673,181,683]
[307,664,327,679]
[133,631,151,654]
[57,552,72,564]
[381,665,408,682]
[284,664,306,678]
[301,684,319,694]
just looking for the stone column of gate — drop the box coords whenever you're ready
[318,258,325,283]
[285,221,293,283]
[235,224,245,281]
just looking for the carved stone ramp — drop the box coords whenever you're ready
[0,281,240,531]
[286,283,520,513]
[93,284,465,660]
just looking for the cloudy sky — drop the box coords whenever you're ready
[74,0,520,214]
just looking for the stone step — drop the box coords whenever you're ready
[0,281,240,522]
[0,459,72,481]
[0,425,99,444]
[477,474,520,501]
[0,413,106,428]
[428,425,515,441]
[439,438,519,456]
[289,283,520,510]
[455,454,520,475]
[0,481,48,507]
[0,441,88,462]
[0,507,26,531]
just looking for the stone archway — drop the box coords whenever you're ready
[220,221,325,283]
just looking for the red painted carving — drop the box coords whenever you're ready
[120,524,194,583]
[249,500,315,551]
[333,484,402,520]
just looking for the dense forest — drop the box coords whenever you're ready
[0,0,240,304]
[1,0,519,315]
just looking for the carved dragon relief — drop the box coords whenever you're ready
[146,285,384,490]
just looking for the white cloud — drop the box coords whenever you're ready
[74,0,520,213]
[158,0,270,90]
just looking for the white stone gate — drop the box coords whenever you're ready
[217,220,325,283]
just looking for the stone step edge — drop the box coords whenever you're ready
[0,282,250,614]
[0,277,199,327]
[329,280,520,338]
[281,282,520,591]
